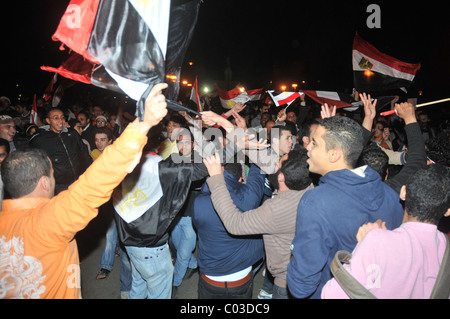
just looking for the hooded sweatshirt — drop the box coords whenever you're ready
[287,165,404,299]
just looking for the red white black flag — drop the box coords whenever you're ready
[303,90,355,109]
[268,90,303,107]
[190,77,202,112]
[215,84,263,109]
[303,90,395,112]
[42,0,201,117]
[352,33,421,92]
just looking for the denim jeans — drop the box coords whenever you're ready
[99,219,118,271]
[99,219,132,292]
[170,216,198,287]
[125,243,173,299]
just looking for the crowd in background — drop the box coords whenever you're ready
[0,86,449,299]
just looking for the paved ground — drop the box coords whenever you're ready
[75,211,265,299]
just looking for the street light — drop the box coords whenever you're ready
[281,85,287,91]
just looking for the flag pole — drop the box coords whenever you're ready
[380,98,450,116]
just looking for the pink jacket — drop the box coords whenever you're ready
[321,222,448,299]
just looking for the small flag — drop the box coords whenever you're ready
[352,32,421,92]
[215,84,263,109]
[43,74,57,102]
[303,90,355,109]
[190,77,202,112]
[30,94,38,125]
[268,90,303,107]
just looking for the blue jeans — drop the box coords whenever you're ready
[125,243,173,299]
[99,219,132,292]
[170,216,198,287]
[99,219,118,271]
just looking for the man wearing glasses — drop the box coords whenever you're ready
[30,108,92,194]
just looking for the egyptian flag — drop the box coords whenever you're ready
[353,33,421,92]
[30,94,38,125]
[303,90,355,109]
[113,153,198,247]
[43,74,57,102]
[190,77,202,112]
[42,0,201,118]
[215,84,263,109]
[303,90,395,112]
[268,90,303,107]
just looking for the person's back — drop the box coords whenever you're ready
[322,164,450,299]
[193,164,265,278]
[0,196,81,298]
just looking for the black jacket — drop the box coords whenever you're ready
[114,155,208,248]
[30,126,92,185]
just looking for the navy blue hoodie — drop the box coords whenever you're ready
[193,164,265,276]
[287,166,404,299]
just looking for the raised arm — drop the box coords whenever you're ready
[41,83,168,243]
[385,102,427,194]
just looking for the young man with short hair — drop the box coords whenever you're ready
[30,108,92,194]
[287,115,404,299]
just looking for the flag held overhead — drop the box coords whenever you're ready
[43,0,201,119]
[352,32,421,93]
[215,84,263,109]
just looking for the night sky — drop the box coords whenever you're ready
[1,1,450,106]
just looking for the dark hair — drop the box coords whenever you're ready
[67,119,81,129]
[298,119,320,140]
[357,144,389,180]
[224,163,243,181]
[94,126,113,141]
[280,149,311,190]
[1,149,51,198]
[168,114,187,128]
[374,121,387,129]
[320,116,364,168]
[77,110,91,119]
[405,164,450,224]
[0,137,10,154]
[269,125,292,145]
[426,135,450,167]
[45,107,64,119]
[143,124,165,153]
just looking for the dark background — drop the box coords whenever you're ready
[1,1,449,106]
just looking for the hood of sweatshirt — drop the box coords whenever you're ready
[319,165,386,211]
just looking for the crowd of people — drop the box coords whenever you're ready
[0,84,449,299]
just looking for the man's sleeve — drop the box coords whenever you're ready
[207,174,276,235]
[36,123,148,243]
